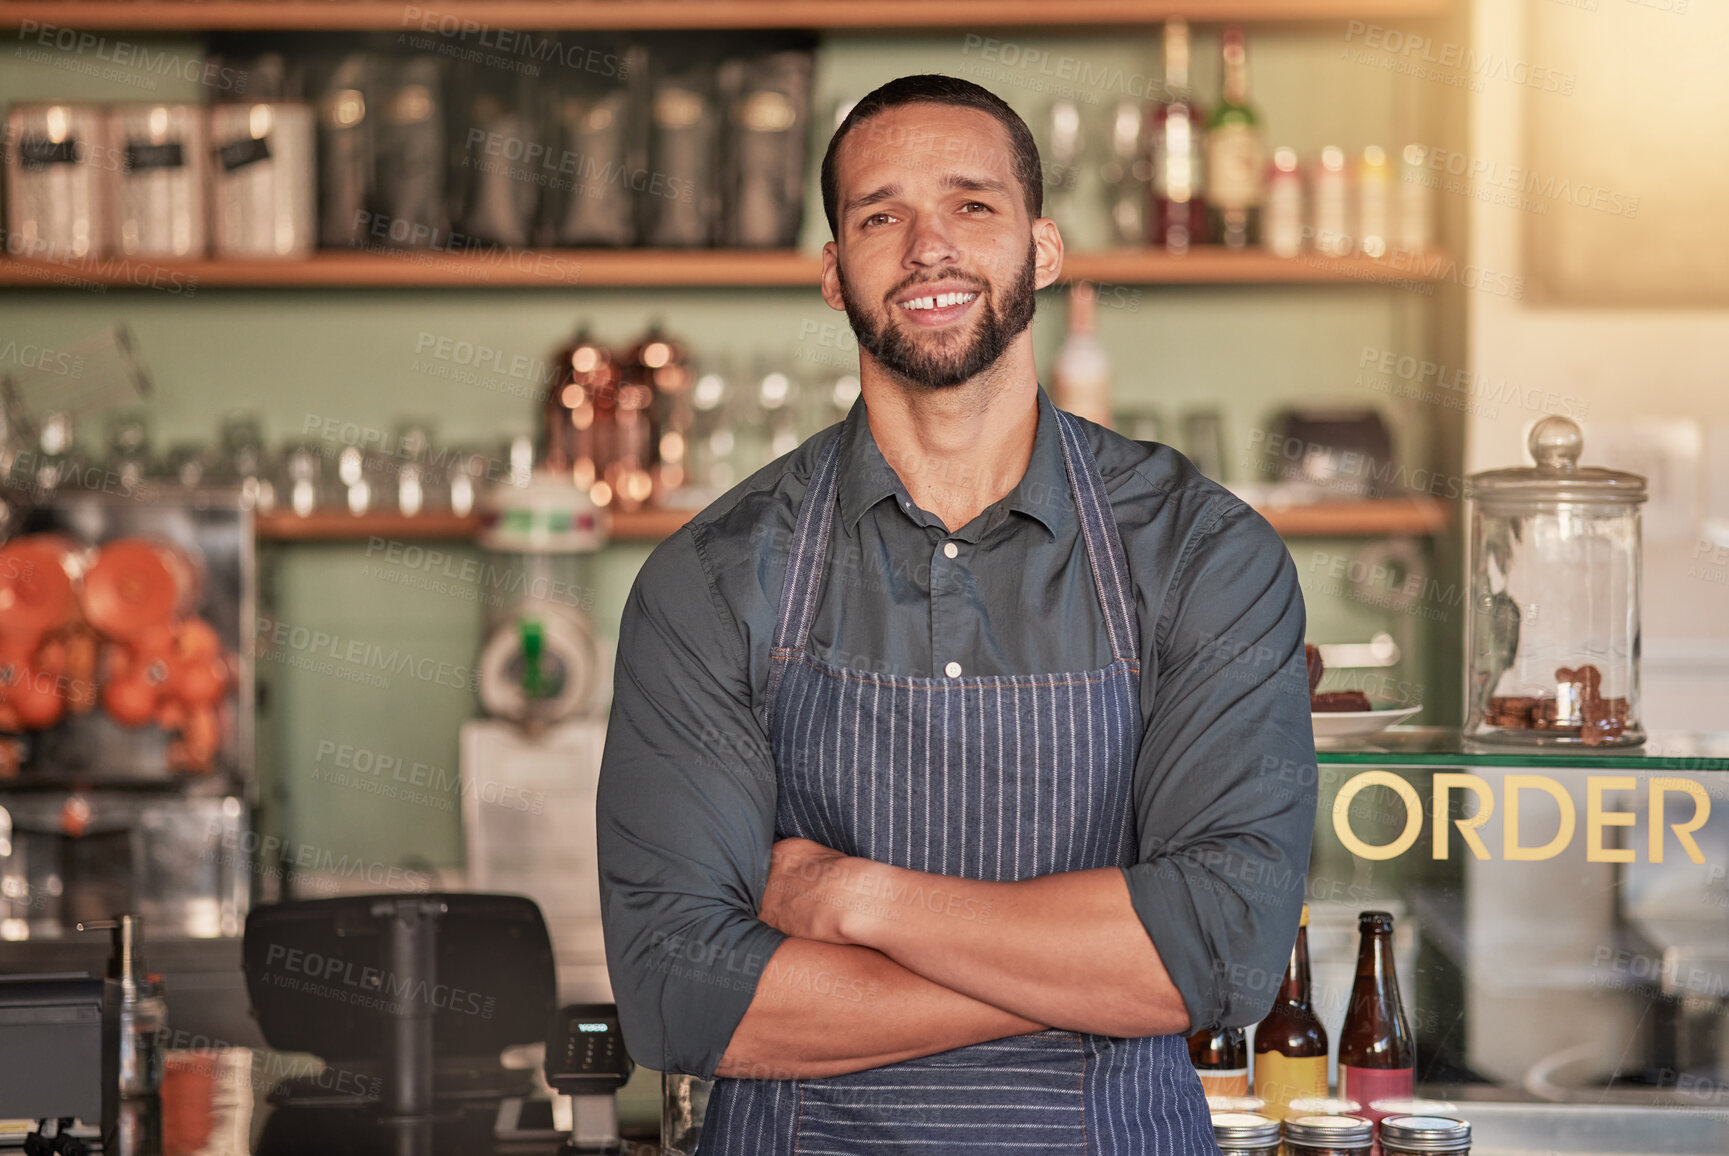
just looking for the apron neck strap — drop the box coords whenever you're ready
[769,406,1140,664]
[1053,409,1140,664]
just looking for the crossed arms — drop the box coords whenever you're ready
[717,839,1190,1078]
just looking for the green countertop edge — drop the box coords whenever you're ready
[1315,727,1729,770]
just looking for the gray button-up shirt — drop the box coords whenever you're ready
[597,388,1317,1078]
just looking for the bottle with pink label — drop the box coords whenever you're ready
[1338,910,1415,1145]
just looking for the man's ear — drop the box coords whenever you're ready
[820,240,847,312]
[1031,217,1065,291]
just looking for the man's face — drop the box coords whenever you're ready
[822,103,1059,390]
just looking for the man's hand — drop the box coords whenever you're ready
[758,836,858,943]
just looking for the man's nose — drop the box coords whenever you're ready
[904,212,960,269]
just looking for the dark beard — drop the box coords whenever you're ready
[838,240,1038,389]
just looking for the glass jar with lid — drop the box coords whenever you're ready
[1284,1113,1373,1156]
[1463,416,1647,746]
[1209,1110,1280,1156]
[1379,1114,1471,1155]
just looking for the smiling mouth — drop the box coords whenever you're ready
[898,290,979,313]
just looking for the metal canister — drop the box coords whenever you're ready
[5,102,108,259]
[1209,1109,1280,1156]
[1379,1114,1471,1155]
[1284,1113,1374,1156]
[208,101,316,258]
[108,103,207,258]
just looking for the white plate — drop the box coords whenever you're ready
[1311,704,1423,740]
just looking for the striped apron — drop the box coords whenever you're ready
[700,409,1217,1155]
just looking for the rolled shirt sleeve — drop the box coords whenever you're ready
[1122,496,1317,1032]
[596,528,788,1078]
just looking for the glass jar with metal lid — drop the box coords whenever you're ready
[1283,1113,1373,1156]
[1463,416,1647,747]
[1209,1110,1280,1155]
[1379,1114,1471,1154]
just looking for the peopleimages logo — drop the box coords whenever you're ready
[1413,147,1639,219]
[0,339,85,377]
[14,20,250,93]
[253,614,480,692]
[1343,22,1576,95]
[463,129,693,202]
[1357,345,1589,420]
[262,941,497,1019]
[399,6,627,77]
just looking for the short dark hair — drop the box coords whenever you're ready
[819,74,1044,238]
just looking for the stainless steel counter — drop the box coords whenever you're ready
[1463,1100,1729,1156]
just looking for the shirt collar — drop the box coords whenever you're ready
[835,387,1074,540]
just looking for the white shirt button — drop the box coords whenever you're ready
[944,661,962,678]
[943,541,958,559]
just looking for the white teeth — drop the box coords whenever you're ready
[901,291,978,311]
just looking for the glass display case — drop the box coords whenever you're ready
[1302,728,1729,1155]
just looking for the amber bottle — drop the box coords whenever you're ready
[1186,1024,1248,1099]
[1338,910,1415,1129]
[1253,904,1329,1119]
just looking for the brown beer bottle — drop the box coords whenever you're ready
[1338,910,1414,1131]
[1253,904,1329,1119]
[1186,1025,1248,1099]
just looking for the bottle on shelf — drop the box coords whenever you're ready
[1397,143,1433,254]
[1357,145,1391,259]
[1051,280,1112,427]
[1149,18,1207,255]
[1253,904,1329,1120]
[1205,26,1265,250]
[1339,910,1416,1132]
[1042,100,1085,244]
[1186,1024,1249,1099]
[1263,146,1304,259]
[1102,98,1150,245]
[1312,145,1352,258]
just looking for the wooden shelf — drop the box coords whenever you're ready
[610,508,700,540]
[1063,248,1452,287]
[255,508,693,540]
[0,247,1453,290]
[254,499,1445,543]
[1255,497,1450,537]
[256,511,480,540]
[0,249,814,290]
[0,0,1452,32]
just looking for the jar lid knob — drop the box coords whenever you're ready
[1528,415,1583,470]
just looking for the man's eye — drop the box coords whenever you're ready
[960,202,992,214]
[862,213,894,227]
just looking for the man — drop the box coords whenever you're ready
[597,75,1316,1153]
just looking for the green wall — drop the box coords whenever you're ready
[1,25,1463,875]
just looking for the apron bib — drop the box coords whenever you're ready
[700,409,1216,1156]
